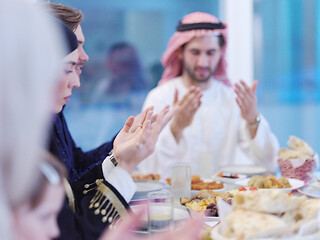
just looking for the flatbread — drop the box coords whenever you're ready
[223,209,287,239]
[282,199,320,231]
[287,135,314,157]
[232,190,305,214]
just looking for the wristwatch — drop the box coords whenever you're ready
[108,150,118,167]
[248,114,261,129]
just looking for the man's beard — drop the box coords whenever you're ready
[184,62,214,83]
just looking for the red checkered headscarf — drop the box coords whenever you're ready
[159,12,231,86]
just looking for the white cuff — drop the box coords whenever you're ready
[101,155,116,178]
[105,167,137,203]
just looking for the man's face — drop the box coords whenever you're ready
[181,34,222,83]
[74,25,89,76]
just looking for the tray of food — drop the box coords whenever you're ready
[236,175,305,192]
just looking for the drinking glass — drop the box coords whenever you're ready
[197,150,217,178]
[147,189,174,233]
[171,162,191,202]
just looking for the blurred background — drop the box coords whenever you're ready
[57,0,320,156]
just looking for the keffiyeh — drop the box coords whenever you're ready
[159,12,231,86]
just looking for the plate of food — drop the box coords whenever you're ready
[235,175,305,192]
[166,175,225,192]
[219,165,268,176]
[132,180,167,200]
[212,172,248,184]
[191,175,225,192]
[180,190,233,220]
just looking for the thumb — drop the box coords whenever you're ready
[251,80,258,93]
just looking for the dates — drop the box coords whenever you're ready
[205,202,218,217]
[204,199,232,217]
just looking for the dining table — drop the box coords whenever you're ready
[129,168,320,239]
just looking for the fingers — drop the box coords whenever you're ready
[143,106,154,125]
[234,80,256,108]
[163,105,179,126]
[155,105,170,124]
[251,80,258,93]
[130,109,147,133]
[173,88,179,105]
[151,113,158,123]
[235,80,252,98]
[121,116,135,134]
[179,87,202,113]
[139,110,153,144]
[141,106,153,125]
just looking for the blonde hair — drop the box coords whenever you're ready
[0,0,64,238]
[46,2,83,31]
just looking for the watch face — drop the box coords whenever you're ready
[256,115,261,123]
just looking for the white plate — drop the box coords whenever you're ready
[235,178,305,192]
[212,173,248,184]
[219,165,268,175]
[132,180,167,200]
[298,184,320,198]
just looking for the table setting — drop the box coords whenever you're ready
[128,136,320,239]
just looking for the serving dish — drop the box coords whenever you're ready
[235,178,305,193]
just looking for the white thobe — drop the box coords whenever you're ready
[138,77,280,178]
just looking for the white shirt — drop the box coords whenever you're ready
[138,77,280,178]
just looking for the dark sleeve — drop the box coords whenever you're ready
[71,135,116,179]
[71,165,130,240]
[62,113,119,182]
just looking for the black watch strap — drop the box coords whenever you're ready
[109,150,118,167]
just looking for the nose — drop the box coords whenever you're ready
[197,53,209,68]
[79,46,89,63]
[69,74,81,89]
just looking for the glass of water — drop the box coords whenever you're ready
[147,189,174,233]
[171,162,191,202]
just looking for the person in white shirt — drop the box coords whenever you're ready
[138,12,280,178]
